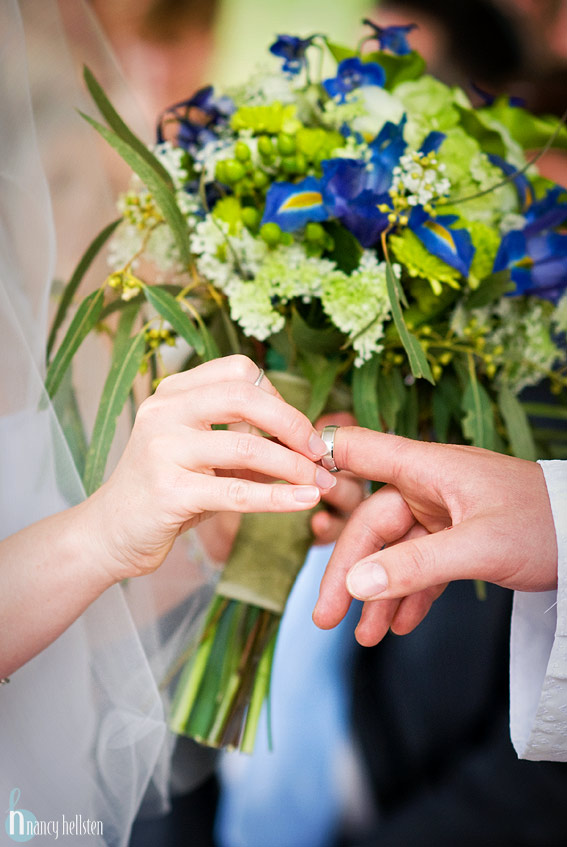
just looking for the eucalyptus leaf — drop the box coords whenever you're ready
[385,260,434,383]
[80,113,192,268]
[432,373,460,442]
[325,221,363,274]
[45,287,105,399]
[52,369,88,486]
[498,385,537,460]
[461,360,495,448]
[47,219,120,360]
[144,285,205,356]
[397,380,418,439]
[352,355,381,431]
[83,307,145,494]
[291,309,344,355]
[376,367,405,432]
[300,355,342,422]
[83,67,174,189]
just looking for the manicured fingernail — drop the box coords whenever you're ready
[293,485,320,502]
[347,561,389,599]
[309,432,328,458]
[316,466,337,490]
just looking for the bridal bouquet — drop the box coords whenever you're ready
[46,19,567,752]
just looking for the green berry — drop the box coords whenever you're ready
[242,207,260,230]
[253,169,269,188]
[224,159,246,183]
[281,232,293,246]
[258,135,274,158]
[305,222,325,243]
[260,222,282,246]
[277,133,296,155]
[281,156,298,174]
[235,141,251,162]
[215,160,229,183]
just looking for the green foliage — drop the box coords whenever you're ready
[390,229,461,293]
[498,385,537,461]
[352,354,381,430]
[385,259,434,383]
[461,355,495,448]
[364,50,426,89]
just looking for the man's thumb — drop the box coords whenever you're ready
[346,519,486,600]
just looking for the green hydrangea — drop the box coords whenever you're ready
[466,220,501,284]
[321,251,392,366]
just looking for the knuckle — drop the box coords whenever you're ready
[235,434,256,460]
[227,478,250,507]
[225,380,250,407]
[399,539,433,589]
[227,354,255,382]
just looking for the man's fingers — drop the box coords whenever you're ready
[389,584,448,635]
[312,486,414,630]
[354,597,401,647]
[346,516,502,602]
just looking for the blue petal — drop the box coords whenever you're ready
[270,35,315,74]
[368,117,407,193]
[493,230,526,273]
[323,57,385,102]
[487,153,535,213]
[420,131,446,155]
[411,211,475,276]
[362,20,417,55]
[262,176,328,231]
[321,159,390,246]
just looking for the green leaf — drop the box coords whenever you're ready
[375,367,405,432]
[80,112,192,268]
[52,368,88,481]
[83,67,174,189]
[144,285,205,356]
[299,354,342,422]
[461,356,495,449]
[290,308,344,355]
[432,373,460,442]
[498,385,537,461]
[364,50,426,89]
[83,306,145,494]
[352,354,382,431]
[486,99,567,152]
[397,380,418,439]
[325,221,363,274]
[45,287,105,399]
[385,260,434,383]
[467,270,514,309]
[521,401,567,422]
[325,41,356,63]
[47,219,120,360]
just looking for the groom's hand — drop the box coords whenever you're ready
[313,427,558,646]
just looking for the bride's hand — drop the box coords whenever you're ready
[81,356,334,582]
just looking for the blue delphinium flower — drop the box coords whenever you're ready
[323,57,385,102]
[321,159,390,246]
[157,86,234,153]
[362,19,417,55]
[367,117,408,193]
[494,187,567,302]
[488,154,535,212]
[269,35,317,75]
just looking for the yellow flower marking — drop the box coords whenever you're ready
[280,191,322,211]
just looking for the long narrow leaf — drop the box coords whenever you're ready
[47,219,120,360]
[461,355,495,449]
[80,113,192,268]
[83,67,174,190]
[144,285,205,356]
[498,385,537,460]
[385,261,434,383]
[45,287,105,399]
[83,308,145,494]
[352,355,382,431]
[305,358,342,422]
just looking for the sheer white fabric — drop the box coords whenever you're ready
[0,1,214,842]
[510,460,567,760]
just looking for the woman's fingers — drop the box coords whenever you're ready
[172,428,336,491]
[180,472,322,517]
[154,354,279,399]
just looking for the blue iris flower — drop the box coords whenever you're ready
[321,159,390,246]
[157,85,234,153]
[367,117,408,193]
[493,187,567,301]
[323,57,386,102]
[362,19,417,55]
[261,176,328,231]
[269,35,317,75]
[409,208,474,276]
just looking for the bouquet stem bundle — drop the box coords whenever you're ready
[170,596,279,752]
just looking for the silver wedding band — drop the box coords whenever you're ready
[253,367,265,387]
[320,424,340,473]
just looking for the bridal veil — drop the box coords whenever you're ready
[0,2,214,842]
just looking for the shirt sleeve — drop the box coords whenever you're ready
[510,460,567,760]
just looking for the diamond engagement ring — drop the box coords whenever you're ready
[253,367,265,387]
[319,424,340,473]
